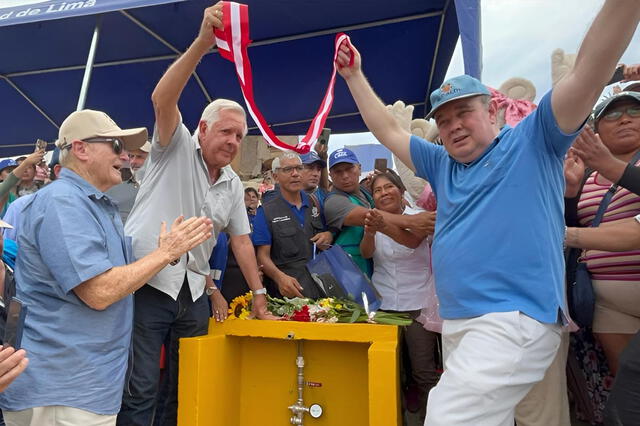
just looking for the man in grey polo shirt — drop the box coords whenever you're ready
[118,3,272,425]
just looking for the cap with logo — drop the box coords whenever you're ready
[328,148,359,169]
[56,110,148,152]
[0,159,18,173]
[593,91,640,125]
[426,74,491,120]
[300,151,326,168]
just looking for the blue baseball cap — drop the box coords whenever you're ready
[300,151,326,168]
[0,159,18,173]
[328,148,359,169]
[426,75,491,120]
[49,147,61,168]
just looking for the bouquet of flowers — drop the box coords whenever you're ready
[228,293,412,326]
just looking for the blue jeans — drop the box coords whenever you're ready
[117,279,209,426]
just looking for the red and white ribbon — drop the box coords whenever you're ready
[214,1,353,153]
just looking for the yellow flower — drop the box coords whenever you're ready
[319,298,332,308]
[228,292,252,319]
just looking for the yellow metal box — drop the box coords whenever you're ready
[178,319,401,426]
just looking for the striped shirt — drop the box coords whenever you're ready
[578,170,640,280]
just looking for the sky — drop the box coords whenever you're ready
[329,0,640,153]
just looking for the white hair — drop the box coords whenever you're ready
[59,147,71,167]
[197,98,248,137]
[272,152,301,173]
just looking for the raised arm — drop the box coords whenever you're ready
[152,2,223,146]
[552,1,640,134]
[336,44,414,170]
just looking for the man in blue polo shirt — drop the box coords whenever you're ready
[253,153,333,299]
[0,110,212,426]
[336,2,640,424]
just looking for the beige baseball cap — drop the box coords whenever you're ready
[56,110,148,152]
[139,141,152,153]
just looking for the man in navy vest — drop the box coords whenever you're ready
[252,153,332,298]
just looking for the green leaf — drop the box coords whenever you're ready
[349,309,361,323]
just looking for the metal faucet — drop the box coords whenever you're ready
[289,341,308,425]
[288,341,324,425]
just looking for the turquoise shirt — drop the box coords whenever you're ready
[410,91,580,323]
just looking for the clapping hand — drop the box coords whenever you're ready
[158,216,213,264]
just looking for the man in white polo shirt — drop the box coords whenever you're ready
[119,3,272,425]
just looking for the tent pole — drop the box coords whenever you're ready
[77,15,102,111]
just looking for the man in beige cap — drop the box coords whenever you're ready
[0,109,213,426]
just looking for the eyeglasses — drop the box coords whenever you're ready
[276,165,304,174]
[601,106,640,122]
[60,137,124,154]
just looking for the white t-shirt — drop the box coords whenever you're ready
[371,206,431,311]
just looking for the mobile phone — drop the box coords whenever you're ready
[317,128,331,145]
[120,167,133,182]
[3,298,27,349]
[35,139,47,152]
[374,158,388,171]
[607,65,625,86]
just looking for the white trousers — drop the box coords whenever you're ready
[4,406,116,426]
[424,311,561,426]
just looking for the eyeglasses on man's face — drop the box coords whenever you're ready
[276,165,304,174]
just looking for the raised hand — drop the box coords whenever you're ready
[158,216,213,263]
[197,2,224,48]
[23,149,46,167]
[623,63,640,82]
[564,148,586,198]
[336,41,362,80]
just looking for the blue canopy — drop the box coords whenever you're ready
[0,0,465,157]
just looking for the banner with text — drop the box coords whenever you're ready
[0,0,182,27]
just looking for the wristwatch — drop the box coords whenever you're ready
[205,285,219,296]
[253,288,267,296]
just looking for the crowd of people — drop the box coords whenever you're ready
[0,1,638,426]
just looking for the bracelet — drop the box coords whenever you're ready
[253,288,267,296]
